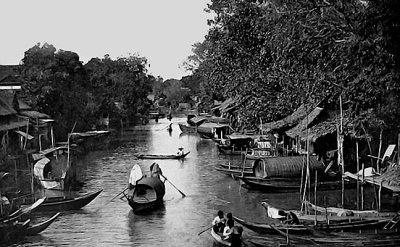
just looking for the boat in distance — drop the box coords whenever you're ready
[136,152,190,159]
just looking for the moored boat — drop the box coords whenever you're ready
[26,212,61,235]
[215,165,253,178]
[21,189,103,212]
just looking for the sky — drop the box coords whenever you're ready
[0,0,213,80]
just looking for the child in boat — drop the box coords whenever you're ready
[212,210,226,233]
[223,218,234,240]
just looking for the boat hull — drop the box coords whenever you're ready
[26,212,61,235]
[136,152,190,159]
[34,189,102,211]
[211,228,231,246]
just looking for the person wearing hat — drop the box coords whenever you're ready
[177,147,185,156]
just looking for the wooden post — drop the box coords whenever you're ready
[356,140,360,211]
[379,181,382,212]
[314,170,317,225]
[362,163,365,210]
[377,129,383,173]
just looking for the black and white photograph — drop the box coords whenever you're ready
[1,0,400,246]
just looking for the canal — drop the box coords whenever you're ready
[20,117,388,247]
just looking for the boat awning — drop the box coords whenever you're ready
[34,157,51,180]
[20,110,50,119]
[14,130,34,140]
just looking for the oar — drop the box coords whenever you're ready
[197,225,213,235]
[95,187,128,212]
[160,174,186,197]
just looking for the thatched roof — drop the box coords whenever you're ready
[380,165,400,187]
[261,103,317,133]
[286,109,355,142]
[285,107,323,139]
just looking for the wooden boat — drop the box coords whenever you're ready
[178,123,197,133]
[211,227,231,246]
[261,201,395,224]
[239,176,355,193]
[127,177,165,214]
[2,197,46,223]
[233,216,310,235]
[233,215,390,235]
[26,212,61,235]
[215,165,253,178]
[136,152,190,159]
[25,189,103,212]
[0,219,30,244]
[217,144,246,155]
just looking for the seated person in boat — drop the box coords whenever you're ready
[128,164,143,190]
[229,226,243,247]
[223,218,234,240]
[0,195,11,218]
[177,147,185,156]
[212,210,226,233]
[150,163,163,179]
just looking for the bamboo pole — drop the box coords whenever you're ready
[379,181,382,212]
[356,140,360,211]
[377,129,383,173]
[314,170,317,225]
[362,163,365,210]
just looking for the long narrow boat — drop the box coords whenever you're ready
[2,197,46,223]
[26,212,61,235]
[211,227,231,246]
[136,152,190,159]
[233,215,390,235]
[239,176,356,193]
[261,201,395,224]
[127,177,165,214]
[178,123,197,133]
[31,189,102,211]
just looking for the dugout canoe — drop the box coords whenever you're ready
[136,152,190,159]
[127,177,165,214]
[26,212,61,235]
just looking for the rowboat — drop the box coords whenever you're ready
[26,212,61,235]
[136,152,190,159]
[239,176,355,193]
[211,227,231,246]
[27,189,102,212]
[127,177,165,214]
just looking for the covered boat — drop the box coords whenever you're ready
[126,163,166,214]
[251,155,326,178]
[127,177,165,214]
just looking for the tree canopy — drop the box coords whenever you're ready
[188,0,400,131]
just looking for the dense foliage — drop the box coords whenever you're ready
[190,0,400,131]
[20,43,153,139]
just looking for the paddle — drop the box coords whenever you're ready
[95,187,128,212]
[197,225,213,235]
[160,174,186,198]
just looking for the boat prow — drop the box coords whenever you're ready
[26,212,61,235]
[37,189,103,211]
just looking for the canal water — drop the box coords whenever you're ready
[19,117,390,247]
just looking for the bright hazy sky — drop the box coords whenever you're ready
[0,0,213,79]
